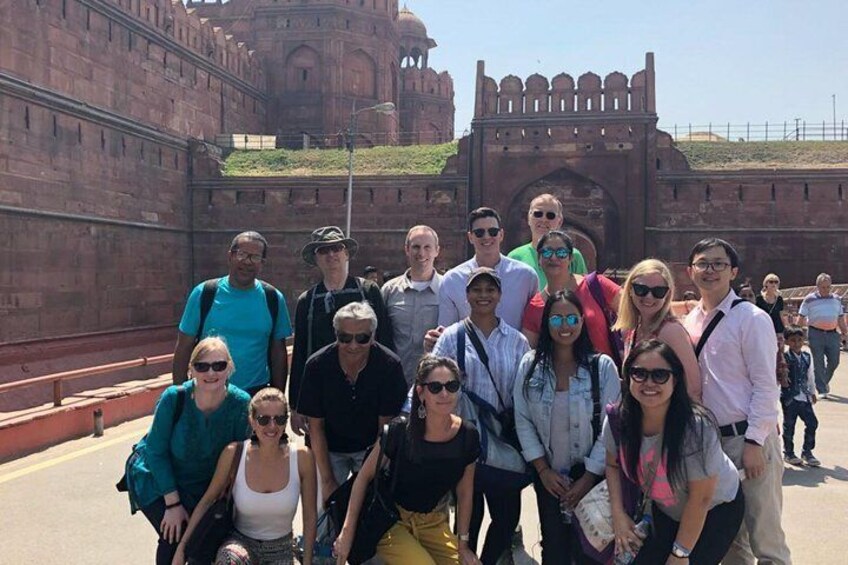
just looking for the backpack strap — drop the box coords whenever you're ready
[584,272,623,367]
[462,318,507,412]
[172,387,186,429]
[590,355,602,443]
[457,323,466,376]
[694,298,745,358]
[197,279,220,343]
[260,281,280,376]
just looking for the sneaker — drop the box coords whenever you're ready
[802,453,821,467]
[820,392,829,400]
[785,453,803,465]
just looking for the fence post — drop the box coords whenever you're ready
[727,122,730,140]
[783,121,787,139]
[709,122,712,139]
[53,381,62,407]
[674,124,678,139]
[689,123,692,139]
[765,121,768,141]
[803,121,806,140]
[747,122,750,141]
[823,121,826,141]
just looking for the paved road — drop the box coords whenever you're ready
[2,355,848,564]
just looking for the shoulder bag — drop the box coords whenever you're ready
[183,441,245,563]
[585,272,625,368]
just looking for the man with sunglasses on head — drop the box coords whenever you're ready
[507,194,588,289]
[437,207,538,333]
[172,231,292,396]
[683,238,791,565]
[289,226,394,436]
[297,302,407,502]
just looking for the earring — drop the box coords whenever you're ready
[417,403,427,419]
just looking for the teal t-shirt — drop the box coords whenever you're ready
[507,242,588,290]
[126,381,250,512]
[178,277,293,390]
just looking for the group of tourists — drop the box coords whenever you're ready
[120,192,846,565]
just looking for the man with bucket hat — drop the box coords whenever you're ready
[289,226,394,435]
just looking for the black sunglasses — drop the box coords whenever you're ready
[471,227,501,238]
[337,332,372,344]
[532,210,557,220]
[631,283,670,299]
[629,367,673,385]
[255,414,287,427]
[421,380,461,394]
[192,360,228,373]
[315,243,346,255]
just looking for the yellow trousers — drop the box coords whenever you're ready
[375,506,459,565]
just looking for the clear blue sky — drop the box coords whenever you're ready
[407,0,848,137]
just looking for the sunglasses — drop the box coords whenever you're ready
[532,210,557,220]
[336,332,372,344]
[192,360,228,373]
[421,380,461,394]
[549,313,581,328]
[629,367,673,385]
[631,283,670,299]
[766,280,779,285]
[471,227,501,238]
[255,414,287,427]
[540,247,571,260]
[315,243,346,255]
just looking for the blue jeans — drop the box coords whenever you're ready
[782,399,818,456]
[808,327,841,394]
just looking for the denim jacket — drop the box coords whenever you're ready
[513,351,621,476]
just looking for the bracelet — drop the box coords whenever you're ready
[457,533,470,542]
[671,541,692,558]
[165,501,182,509]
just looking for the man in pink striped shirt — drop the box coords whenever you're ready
[683,238,791,565]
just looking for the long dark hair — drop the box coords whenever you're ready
[523,290,595,396]
[407,355,462,463]
[619,339,715,491]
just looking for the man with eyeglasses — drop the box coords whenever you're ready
[507,194,588,289]
[172,231,292,396]
[436,207,538,333]
[798,273,848,399]
[289,226,394,436]
[297,301,407,501]
[683,238,791,565]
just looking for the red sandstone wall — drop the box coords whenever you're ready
[399,68,455,145]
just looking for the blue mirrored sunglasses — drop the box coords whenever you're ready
[549,313,581,328]
[540,247,571,260]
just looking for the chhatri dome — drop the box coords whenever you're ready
[398,5,428,39]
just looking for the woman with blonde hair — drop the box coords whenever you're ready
[614,259,702,401]
[125,337,251,564]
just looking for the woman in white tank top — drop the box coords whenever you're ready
[174,388,317,565]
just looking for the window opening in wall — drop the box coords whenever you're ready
[738,185,743,201]
[24,106,30,130]
[286,19,291,28]
[574,93,578,110]
[128,31,133,51]
[547,128,552,138]
[108,20,112,41]
[495,129,499,140]
[839,184,844,201]
[317,17,320,26]
[53,115,57,137]
[587,98,592,111]
[673,185,678,200]
[180,60,183,77]
[804,183,809,201]
[614,98,619,110]
[122,136,126,156]
[302,69,308,81]
[346,20,350,29]
[62,0,66,18]
[521,129,526,139]
[158,148,162,166]
[140,142,145,160]
[86,9,91,30]
[560,98,565,112]
[77,123,82,143]
[101,130,106,150]
[705,184,711,201]
[656,158,661,170]
[163,52,167,68]
[179,28,183,41]
[601,127,605,137]
[534,99,539,112]
[771,183,776,201]
[507,100,513,113]
[175,153,179,170]
[573,127,578,137]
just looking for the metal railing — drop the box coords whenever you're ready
[0,355,173,407]
[661,121,848,142]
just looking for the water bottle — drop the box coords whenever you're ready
[558,470,573,524]
[613,515,653,565]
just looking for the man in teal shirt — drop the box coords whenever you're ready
[507,193,587,289]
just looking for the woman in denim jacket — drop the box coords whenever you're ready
[513,291,621,564]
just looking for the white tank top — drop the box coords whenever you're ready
[232,441,300,540]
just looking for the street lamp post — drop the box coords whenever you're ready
[345,101,395,237]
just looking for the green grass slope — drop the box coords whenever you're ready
[675,141,848,170]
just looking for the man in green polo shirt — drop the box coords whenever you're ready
[507,193,587,290]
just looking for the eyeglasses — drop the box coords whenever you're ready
[421,380,461,394]
[471,227,501,238]
[315,243,346,256]
[531,210,557,220]
[336,332,372,344]
[540,247,571,260]
[631,283,670,299]
[233,249,265,265]
[691,261,731,272]
[255,414,287,427]
[192,360,228,373]
[629,367,673,385]
[766,280,779,285]
[549,313,581,328]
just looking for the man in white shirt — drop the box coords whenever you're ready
[683,238,791,565]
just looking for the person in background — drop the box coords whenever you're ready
[737,284,756,304]
[334,356,482,565]
[514,291,620,564]
[364,265,384,287]
[606,340,744,564]
[126,337,251,565]
[757,274,789,388]
[507,193,588,289]
[173,388,317,565]
[614,259,702,401]
[797,273,848,399]
[780,326,820,468]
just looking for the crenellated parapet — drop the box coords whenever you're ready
[475,53,655,119]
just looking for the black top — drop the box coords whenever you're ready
[756,295,785,333]
[298,342,407,453]
[289,276,394,410]
[384,419,481,513]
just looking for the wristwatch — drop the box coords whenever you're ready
[458,533,470,542]
[671,541,691,558]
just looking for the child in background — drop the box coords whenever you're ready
[781,326,820,467]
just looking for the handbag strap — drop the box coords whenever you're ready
[694,299,745,358]
[638,440,662,516]
[584,273,623,367]
[373,422,403,495]
[222,441,245,500]
[462,318,507,412]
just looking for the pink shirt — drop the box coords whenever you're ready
[683,290,780,445]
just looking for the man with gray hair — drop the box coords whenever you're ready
[798,273,848,398]
[297,301,407,500]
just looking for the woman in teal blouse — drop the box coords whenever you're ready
[126,336,250,564]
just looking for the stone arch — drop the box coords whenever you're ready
[284,45,321,92]
[503,167,621,269]
[343,50,377,98]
